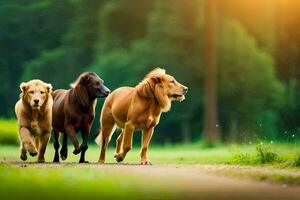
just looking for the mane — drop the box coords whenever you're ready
[70,72,92,107]
[136,68,171,112]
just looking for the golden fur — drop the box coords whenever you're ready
[96,68,188,164]
[15,79,53,163]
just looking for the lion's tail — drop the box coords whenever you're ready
[95,129,102,146]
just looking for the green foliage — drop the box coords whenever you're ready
[0,119,18,145]
[230,144,300,166]
[0,0,299,143]
[90,0,204,143]
[292,155,300,167]
[287,154,300,167]
[218,19,284,140]
[22,48,86,89]
[0,0,74,115]
[255,144,280,164]
[21,0,102,89]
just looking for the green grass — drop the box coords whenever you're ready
[0,142,299,166]
[0,143,235,164]
[0,164,177,200]
[0,118,18,145]
[230,143,300,167]
[0,143,300,199]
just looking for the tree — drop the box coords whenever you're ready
[0,0,73,116]
[90,0,205,143]
[22,0,103,89]
[218,19,284,141]
[203,0,220,142]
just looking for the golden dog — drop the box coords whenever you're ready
[96,68,188,164]
[15,79,53,163]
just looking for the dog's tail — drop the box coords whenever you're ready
[95,129,102,146]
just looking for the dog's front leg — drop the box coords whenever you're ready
[19,127,37,157]
[79,125,91,163]
[65,124,81,155]
[38,131,50,163]
[60,133,68,160]
[115,123,134,162]
[140,127,154,165]
[20,142,27,161]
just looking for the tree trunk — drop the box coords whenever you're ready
[181,121,191,143]
[203,0,220,142]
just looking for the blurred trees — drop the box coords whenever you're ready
[22,0,103,89]
[0,0,299,143]
[0,0,73,115]
[203,0,220,142]
[218,19,284,141]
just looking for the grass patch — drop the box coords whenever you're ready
[256,145,280,164]
[285,154,300,167]
[230,144,300,168]
[0,143,299,197]
[0,118,18,145]
[231,144,280,165]
[292,155,300,167]
[0,144,235,164]
[0,164,176,200]
[0,143,299,167]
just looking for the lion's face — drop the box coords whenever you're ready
[160,74,188,102]
[20,80,52,109]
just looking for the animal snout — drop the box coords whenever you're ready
[104,89,110,95]
[101,86,110,96]
[182,86,188,95]
[34,99,39,104]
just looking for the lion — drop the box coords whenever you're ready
[96,68,188,165]
[15,79,53,163]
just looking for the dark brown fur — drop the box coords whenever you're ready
[52,72,110,163]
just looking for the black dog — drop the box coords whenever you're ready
[52,72,110,163]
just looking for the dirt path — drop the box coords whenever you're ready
[2,162,300,200]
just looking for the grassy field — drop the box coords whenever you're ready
[0,143,299,200]
[1,142,299,165]
[0,118,18,144]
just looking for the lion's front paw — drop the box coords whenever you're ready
[115,154,124,162]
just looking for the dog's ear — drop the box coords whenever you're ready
[45,83,52,93]
[80,74,90,85]
[20,82,28,92]
[70,73,89,88]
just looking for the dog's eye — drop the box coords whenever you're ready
[170,80,175,84]
[40,91,45,94]
[29,91,34,94]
